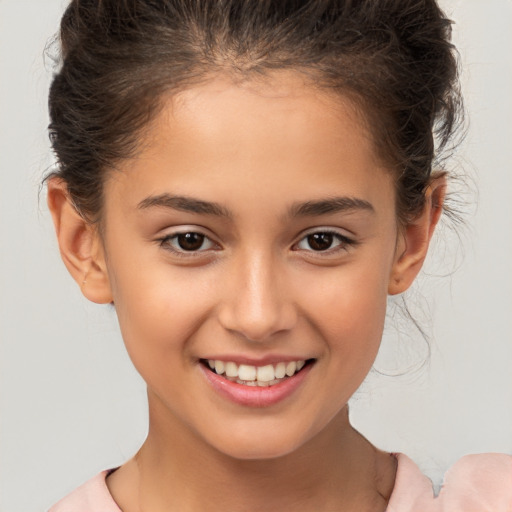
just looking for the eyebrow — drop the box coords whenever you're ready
[138,194,233,218]
[287,197,374,217]
[137,193,374,219]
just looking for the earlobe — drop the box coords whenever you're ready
[47,177,113,304]
[388,175,447,295]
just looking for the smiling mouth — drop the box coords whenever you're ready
[200,359,315,387]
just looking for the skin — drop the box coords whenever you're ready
[48,72,445,512]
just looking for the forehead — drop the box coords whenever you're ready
[106,72,394,217]
[158,72,378,167]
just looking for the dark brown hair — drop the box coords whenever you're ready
[48,0,462,224]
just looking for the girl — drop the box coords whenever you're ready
[42,0,511,511]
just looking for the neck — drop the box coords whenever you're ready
[108,397,395,512]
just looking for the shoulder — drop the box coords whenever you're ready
[436,453,512,511]
[48,470,122,512]
[387,453,512,512]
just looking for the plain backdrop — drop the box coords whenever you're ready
[1,1,511,510]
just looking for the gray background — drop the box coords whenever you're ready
[1,0,511,510]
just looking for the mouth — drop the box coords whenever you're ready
[200,358,315,387]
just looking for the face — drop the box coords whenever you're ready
[99,73,401,459]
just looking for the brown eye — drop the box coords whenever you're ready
[296,230,354,254]
[177,232,205,251]
[307,233,334,251]
[159,231,216,255]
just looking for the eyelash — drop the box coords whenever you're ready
[157,231,218,259]
[294,230,356,255]
[157,229,356,258]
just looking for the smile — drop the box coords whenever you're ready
[199,358,315,407]
[204,359,307,387]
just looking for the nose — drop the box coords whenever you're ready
[217,249,297,342]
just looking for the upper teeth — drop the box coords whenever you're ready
[207,359,306,385]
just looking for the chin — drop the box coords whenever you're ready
[204,424,314,461]
[219,441,300,461]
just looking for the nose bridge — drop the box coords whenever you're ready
[218,247,296,342]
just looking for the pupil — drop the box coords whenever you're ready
[308,233,333,251]
[178,233,204,251]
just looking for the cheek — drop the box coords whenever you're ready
[294,254,392,382]
[107,259,216,373]
[301,260,390,332]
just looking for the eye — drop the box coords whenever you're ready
[158,231,217,255]
[295,230,354,253]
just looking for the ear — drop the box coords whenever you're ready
[47,177,113,304]
[388,175,446,295]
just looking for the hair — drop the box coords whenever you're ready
[48,0,462,225]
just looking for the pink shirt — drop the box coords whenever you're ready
[49,453,512,512]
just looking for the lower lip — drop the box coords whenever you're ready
[200,363,313,408]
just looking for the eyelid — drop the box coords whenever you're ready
[156,227,220,257]
[155,226,357,258]
[293,228,357,254]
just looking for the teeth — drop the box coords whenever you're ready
[225,361,238,378]
[285,361,297,377]
[214,360,225,375]
[206,358,307,386]
[256,364,275,382]
[275,362,286,379]
[238,364,257,381]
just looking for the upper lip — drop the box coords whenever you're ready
[199,355,314,367]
